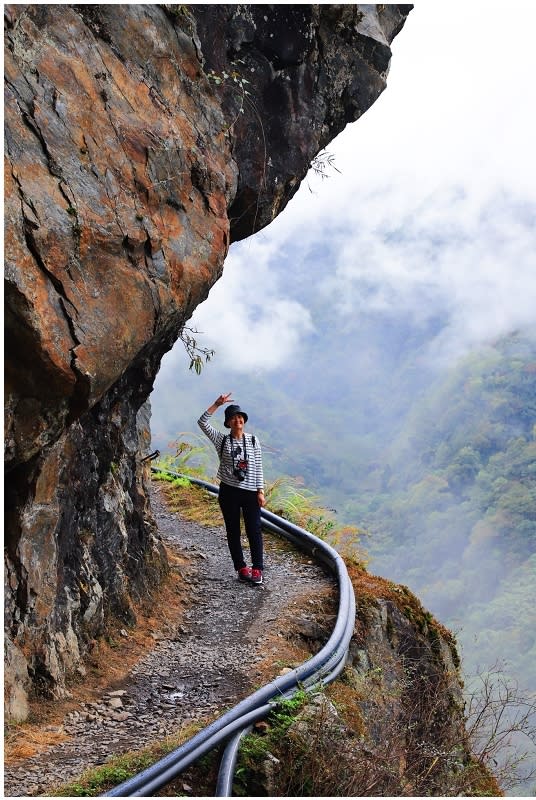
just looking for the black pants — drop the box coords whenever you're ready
[218,482,264,571]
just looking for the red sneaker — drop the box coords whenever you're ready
[251,568,263,585]
[237,567,252,582]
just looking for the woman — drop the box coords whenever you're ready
[198,393,266,585]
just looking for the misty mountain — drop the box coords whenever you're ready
[151,311,431,492]
[353,333,536,684]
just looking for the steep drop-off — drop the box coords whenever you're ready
[4,4,412,717]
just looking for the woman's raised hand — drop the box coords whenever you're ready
[215,393,233,407]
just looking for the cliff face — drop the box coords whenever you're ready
[4,3,412,718]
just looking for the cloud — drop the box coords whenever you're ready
[161,2,536,376]
[186,236,314,372]
[313,186,536,361]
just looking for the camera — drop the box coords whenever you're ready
[233,459,248,481]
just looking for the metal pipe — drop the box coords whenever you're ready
[127,705,273,797]
[104,469,356,797]
[215,580,356,796]
[214,726,252,797]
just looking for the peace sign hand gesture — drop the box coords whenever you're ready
[208,393,233,414]
[215,393,233,407]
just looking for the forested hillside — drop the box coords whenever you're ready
[350,333,536,685]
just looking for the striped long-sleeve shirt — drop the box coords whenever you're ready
[197,410,264,492]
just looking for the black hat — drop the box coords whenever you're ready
[224,404,248,427]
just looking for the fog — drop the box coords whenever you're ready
[156,3,536,385]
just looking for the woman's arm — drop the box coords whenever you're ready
[197,394,233,449]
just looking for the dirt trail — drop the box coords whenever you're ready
[4,484,336,797]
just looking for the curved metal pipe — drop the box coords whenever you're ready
[127,705,273,797]
[104,470,356,797]
[215,571,356,796]
[107,603,351,795]
[214,725,252,797]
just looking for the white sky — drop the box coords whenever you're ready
[161,2,536,376]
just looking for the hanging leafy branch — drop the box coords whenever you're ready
[179,326,215,374]
[310,150,341,180]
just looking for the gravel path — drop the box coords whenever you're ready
[4,484,335,797]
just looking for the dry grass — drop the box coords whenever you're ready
[157,478,222,525]
[6,478,503,797]
[252,590,333,688]
[326,674,367,736]
[6,727,70,760]
[159,478,340,688]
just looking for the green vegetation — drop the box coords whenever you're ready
[50,740,176,796]
[233,674,506,797]
[233,690,311,796]
[154,447,368,564]
[154,436,215,478]
[48,719,222,797]
[153,333,536,685]
[356,335,536,687]
[156,332,536,684]
[266,476,367,565]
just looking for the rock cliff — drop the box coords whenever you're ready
[238,567,497,796]
[4,4,412,718]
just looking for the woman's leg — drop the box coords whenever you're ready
[241,490,264,570]
[218,482,246,570]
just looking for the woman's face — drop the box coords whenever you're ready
[229,414,245,436]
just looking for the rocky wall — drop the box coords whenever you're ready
[4,4,412,718]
